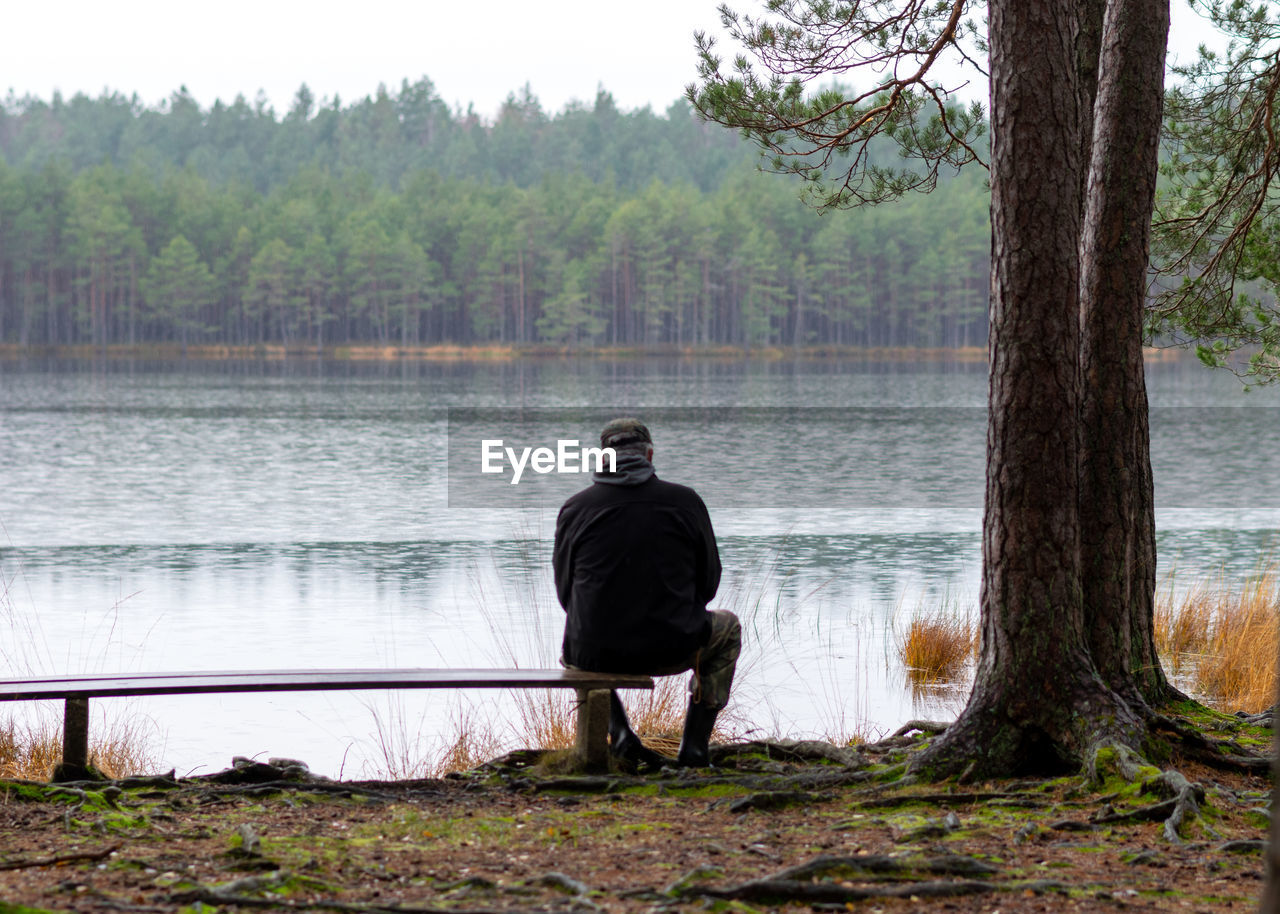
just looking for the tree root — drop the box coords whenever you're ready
[865,721,950,752]
[507,763,870,796]
[854,791,1047,809]
[720,790,819,813]
[679,877,999,904]
[1066,741,1207,843]
[167,872,523,913]
[537,872,601,910]
[166,887,518,913]
[888,720,951,739]
[0,842,120,870]
[714,739,865,768]
[174,780,398,802]
[1152,713,1272,773]
[767,853,998,880]
[669,853,1073,906]
[670,853,1002,904]
[48,773,181,791]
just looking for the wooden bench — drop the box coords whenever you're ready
[0,669,654,780]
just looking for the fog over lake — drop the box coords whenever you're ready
[1,357,1277,777]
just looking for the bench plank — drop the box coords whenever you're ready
[0,669,653,780]
[0,668,653,700]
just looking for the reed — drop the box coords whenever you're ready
[1153,576,1215,673]
[359,536,788,778]
[897,611,975,685]
[1189,570,1279,714]
[0,708,156,780]
[0,576,158,780]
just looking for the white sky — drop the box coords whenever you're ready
[3,0,1229,120]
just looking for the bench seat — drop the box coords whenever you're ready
[0,668,654,779]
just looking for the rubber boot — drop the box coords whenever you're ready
[677,699,720,768]
[608,691,670,771]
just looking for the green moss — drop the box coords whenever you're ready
[0,783,51,803]
[94,811,150,832]
[1245,808,1271,829]
[869,763,908,783]
[666,783,744,798]
[618,784,660,797]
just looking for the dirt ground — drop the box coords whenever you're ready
[0,730,1272,914]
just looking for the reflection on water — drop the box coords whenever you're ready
[1,357,1278,776]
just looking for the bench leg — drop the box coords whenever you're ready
[575,688,610,773]
[54,697,91,782]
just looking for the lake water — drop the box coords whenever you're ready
[1,356,1278,778]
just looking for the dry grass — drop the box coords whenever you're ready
[362,698,508,781]
[422,707,508,779]
[0,708,157,780]
[1154,578,1216,673]
[0,576,159,780]
[363,537,769,779]
[1190,571,1278,714]
[1155,569,1280,714]
[897,612,976,685]
[494,676,726,764]
[366,675,733,779]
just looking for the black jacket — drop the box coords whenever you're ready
[553,465,721,672]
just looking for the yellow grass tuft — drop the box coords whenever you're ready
[897,612,975,685]
[428,711,508,778]
[1192,571,1279,714]
[0,710,156,780]
[1155,568,1279,714]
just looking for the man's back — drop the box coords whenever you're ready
[553,472,721,673]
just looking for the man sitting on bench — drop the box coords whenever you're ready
[553,417,741,769]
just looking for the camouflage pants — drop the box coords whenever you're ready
[647,610,742,711]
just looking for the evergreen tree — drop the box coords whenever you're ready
[140,234,215,348]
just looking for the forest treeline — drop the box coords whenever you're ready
[0,79,990,348]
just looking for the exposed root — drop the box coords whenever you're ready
[1072,741,1208,843]
[681,877,999,903]
[0,842,121,871]
[888,720,951,739]
[1237,706,1275,728]
[868,721,951,752]
[854,791,1048,809]
[1152,713,1273,773]
[673,852,1004,904]
[1159,782,1201,844]
[766,853,998,879]
[1084,740,1148,786]
[168,873,529,912]
[712,738,865,768]
[166,887,456,912]
[721,790,819,813]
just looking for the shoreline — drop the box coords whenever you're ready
[0,342,1188,363]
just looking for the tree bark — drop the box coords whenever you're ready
[913,0,1148,778]
[1077,0,1172,705]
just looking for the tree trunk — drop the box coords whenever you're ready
[912,0,1147,779]
[1077,0,1172,705]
